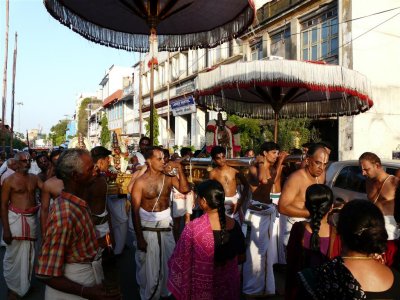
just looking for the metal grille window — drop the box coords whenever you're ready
[250,39,263,61]
[301,8,338,63]
[270,27,291,58]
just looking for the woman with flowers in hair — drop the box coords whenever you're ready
[168,180,246,300]
[285,184,340,300]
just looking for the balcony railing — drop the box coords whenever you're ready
[257,0,303,22]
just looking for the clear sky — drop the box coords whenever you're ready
[0,0,139,135]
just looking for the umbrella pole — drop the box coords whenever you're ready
[150,60,154,145]
[274,112,278,143]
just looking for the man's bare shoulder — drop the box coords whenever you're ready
[209,168,217,176]
[135,172,150,186]
[44,176,61,186]
[286,168,306,181]
[389,175,400,187]
[229,166,239,174]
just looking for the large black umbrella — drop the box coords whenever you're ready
[196,59,374,142]
[44,0,255,145]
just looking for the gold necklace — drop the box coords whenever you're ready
[342,256,374,260]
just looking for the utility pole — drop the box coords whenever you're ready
[167,52,170,148]
[2,0,10,151]
[138,59,143,137]
[10,32,18,151]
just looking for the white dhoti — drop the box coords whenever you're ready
[45,262,103,300]
[225,192,241,223]
[242,201,277,295]
[171,189,194,218]
[135,208,175,300]
[107,195,128,255]
[3,206,39,297]
[95,222,110,239]
[384,215,400,240]
[282,216,307,247]
[94,209,110,239]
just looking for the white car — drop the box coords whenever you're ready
[325,160,400,202]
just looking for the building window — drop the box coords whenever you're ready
[270,27,291,58]
[192,50,198,73]
[301,8,338,63]
[207,48,213,67]
[215,45,222,62]
[170,55,179,81]
[250,38,263,61]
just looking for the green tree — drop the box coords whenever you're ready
[145,106,160,145]
[228,115,316,152]
[3,131,27,150]
[49,119,69,146]
[228,115,272,154]
[100,114,111,146]
[77,97,102,137]
[275,118,312,151]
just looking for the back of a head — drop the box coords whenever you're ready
[180,147,192,157]
[162,149,170,160]
[305,184,334,251]
[337,199,387,255]
[56,148,88,183]
[259,142,280,155]
[211,146,225,159]
[359,152,381,165]
[305,184,333,217]
[50,149,63,162]
[197,180,228,250]
[90,146,112,163]
[197,179,225,209]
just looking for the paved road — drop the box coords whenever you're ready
[0,244,140,299]
[0,219,285,300]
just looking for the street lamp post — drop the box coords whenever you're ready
[16,101,23,133]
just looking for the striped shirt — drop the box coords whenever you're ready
[36,191,98,277]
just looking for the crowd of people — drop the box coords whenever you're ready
[1,138,400,300]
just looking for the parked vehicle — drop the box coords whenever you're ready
[325,160,400,202]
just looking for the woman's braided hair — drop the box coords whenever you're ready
[305,184,334,251]
[197,180,227,245]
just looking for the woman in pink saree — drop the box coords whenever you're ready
[168,180,246,300]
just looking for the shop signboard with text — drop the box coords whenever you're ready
[170,96,196,116]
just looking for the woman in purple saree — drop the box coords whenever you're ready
[168,180,246,300]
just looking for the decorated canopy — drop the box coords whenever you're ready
[44,0,255,52]
[196,59,374,141]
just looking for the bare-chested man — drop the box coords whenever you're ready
[278,144,329,248]
[40,149,63,235]
[36,154,52,182]
[86,146,113,248]
[251,142,287,205]
[242,141,285,296]
[359,152,399,265]
[209,146,247,223]
[131,146,189,300]
[1,151,43,298]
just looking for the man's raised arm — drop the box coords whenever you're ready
[171,162,190,194]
